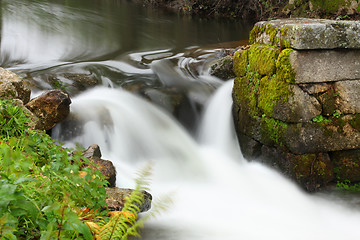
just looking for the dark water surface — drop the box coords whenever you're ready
[0,0,252,92]
[0,0,253,131]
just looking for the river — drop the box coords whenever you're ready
[1,0,360,239]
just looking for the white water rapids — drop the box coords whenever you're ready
[2,0,360,238]
[53,81,360,240]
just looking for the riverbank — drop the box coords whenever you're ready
[134,0,360,20]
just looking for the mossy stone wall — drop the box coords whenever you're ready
[232,18,360,191]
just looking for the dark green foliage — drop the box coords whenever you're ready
[0,100,108,239]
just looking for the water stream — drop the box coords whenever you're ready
[2,0,360,239]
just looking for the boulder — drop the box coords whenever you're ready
[0,67,31,104]
[26,90,71,131]
[209,55,235,79]
[105,187,152,213]
[83,144,116,187]
[250,18,360,50]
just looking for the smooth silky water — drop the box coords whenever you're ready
[2,0,360,239]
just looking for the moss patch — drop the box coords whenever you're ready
[257,48,295,117]
[310,0,347,15]
[332,149,360,182]
[260,116,288,145]
[291,152,334,191]
[249,23,291,49]
[233,49,248,77]
[248,45,280,76]
[349,114,360,132]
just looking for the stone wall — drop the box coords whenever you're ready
[232,18,360,191]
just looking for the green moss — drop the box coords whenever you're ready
[332,150,360,182]
[233,49,248,77]
[257,49,295,117]
[249,24,291,49]
[233,72,261,117]
[349,114,360,132]
[276,48,295,83]
[249,24,266,45]
[247,45,280,76]
[260,116,288,145]
[310,0,347,14]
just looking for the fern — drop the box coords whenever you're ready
[86,165,152,240]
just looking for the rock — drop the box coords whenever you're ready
[260,145,334,192]
[237,133,262,161]
[330,149,360,182]
[289,50,360,83]
[105,187,152,213]
[250,18,360,50]
[233,18,360,191]
[334,80,360,114]
[82,144,116,187]
[89,156,116,187]
[208,55,235,79]
[271,84,322,123]
[299,83,330,95]
[285,120,360,154]
[0,67,31,104]
[83,144,102,159]
[26,90,71,131]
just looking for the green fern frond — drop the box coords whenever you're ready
[96,165,152,240]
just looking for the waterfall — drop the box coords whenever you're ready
[197,79,242,159]
[54,82,360,240]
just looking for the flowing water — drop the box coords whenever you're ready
[2,0,360,239]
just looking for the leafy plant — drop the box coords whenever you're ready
[0,100,108,239]
[336,179,360,191]
[0,99,168,240]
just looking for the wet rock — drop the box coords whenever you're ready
[105,187,152,213]
[0,67,31,104]
[26,90,71,131]
[330,149,360,183]
[237,133,262,161]
[209,55,235,80]
[251,18,360,49]
[83,144,116,187]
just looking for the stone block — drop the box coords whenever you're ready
[335,80,360,114]
[250,18,360,50]
[289,50,360,83]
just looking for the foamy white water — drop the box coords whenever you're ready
[53,82,360,240]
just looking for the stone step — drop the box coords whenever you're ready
[250,18,360,50]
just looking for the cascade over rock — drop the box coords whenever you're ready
[232,18,360,191]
